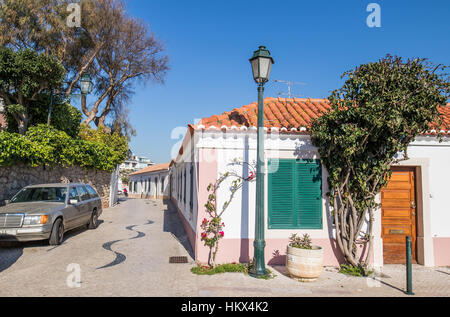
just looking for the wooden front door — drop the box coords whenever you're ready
[381,167,417,264]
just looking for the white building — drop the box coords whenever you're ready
[119,155,154,171]
[170,97,450,268]
[129,163,170,200]
[118,154,154,191]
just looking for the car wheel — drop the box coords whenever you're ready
[49,218,64,246]
[88,209,99,230]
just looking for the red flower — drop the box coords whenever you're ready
[219,231,224,237]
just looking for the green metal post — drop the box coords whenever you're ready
[406,236,414,295]
[250,83,267,277]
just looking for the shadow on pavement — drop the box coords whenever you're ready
[0,240,24,273]
[0,219,105,271]
[162,200,194,260]
[372,277,406,294]
[436,269,450,276]
[271,265,290,278]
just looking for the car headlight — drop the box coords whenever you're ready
[23,215,48,226]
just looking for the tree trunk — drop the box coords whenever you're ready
[17,113,29,135]
[333,185,374,272]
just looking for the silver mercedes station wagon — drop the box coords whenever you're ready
[0,183,102,245]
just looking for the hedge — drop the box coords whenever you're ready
[0,125,128,172]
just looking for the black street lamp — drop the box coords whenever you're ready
[249,46,274,277]
[47,73,93,126]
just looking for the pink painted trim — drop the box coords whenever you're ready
[433,237,450,266]
[195,238,347,266]
[195,148,219,262]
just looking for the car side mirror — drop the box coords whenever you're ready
[69,199,78,205]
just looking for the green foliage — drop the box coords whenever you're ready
[310,55,448,268]
[0,124,128,171]
[289,233,313,250]
[51,103,82,138]
[339,264,373,277]
[191,263,247,275]
[0,48,65,134]
[79,124,129,168]
[6,94,82,138]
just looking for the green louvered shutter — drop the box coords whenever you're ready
[268,159,295,229]
[268,159,323,229]
[295,159,323,229]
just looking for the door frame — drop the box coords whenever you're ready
[381,166,418,264]
[381,158,434,266]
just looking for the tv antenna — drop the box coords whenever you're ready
[274,80,307,98]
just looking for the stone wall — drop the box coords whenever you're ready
[0,164,112,208]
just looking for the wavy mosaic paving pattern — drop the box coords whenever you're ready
[126,225,145,240]
[97,220,153,270]
[97,240,126,269]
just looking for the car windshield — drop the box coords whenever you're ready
[11,187,67,203]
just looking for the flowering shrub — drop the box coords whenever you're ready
[200,160,256,267]
[200,217,225,247]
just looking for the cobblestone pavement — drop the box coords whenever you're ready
[0,198,449,297]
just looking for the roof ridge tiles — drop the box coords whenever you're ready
[195,98,450,135]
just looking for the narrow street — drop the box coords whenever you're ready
[0,199,449,297]
[0,198,195,296]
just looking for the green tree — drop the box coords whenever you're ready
[0,48,65,134]
[5,93,82,138]
[0,0,169,136]
[310,55,448,271]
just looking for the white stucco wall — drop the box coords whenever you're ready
[171,161,198,230]
[406,137,450,238]
[193,129,450,266]
[196,130,334,240]
[129,170,169,198]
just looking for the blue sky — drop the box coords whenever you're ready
[121,0,450,163]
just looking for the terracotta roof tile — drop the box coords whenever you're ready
[130,163,170,176]
[197,97,450,135]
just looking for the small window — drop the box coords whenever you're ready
[86,185,99,198]
[77,185,91,201]
[69,187,80,202]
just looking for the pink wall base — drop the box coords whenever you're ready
[194,238,347,266]
[433,237,450,267]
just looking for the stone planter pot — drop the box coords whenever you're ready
[286,244,323,282]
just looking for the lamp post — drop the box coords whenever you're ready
[80,73,94,95]
[249,46,274,277]
[47,73,93,126]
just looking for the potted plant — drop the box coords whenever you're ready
[286,233,323,282]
